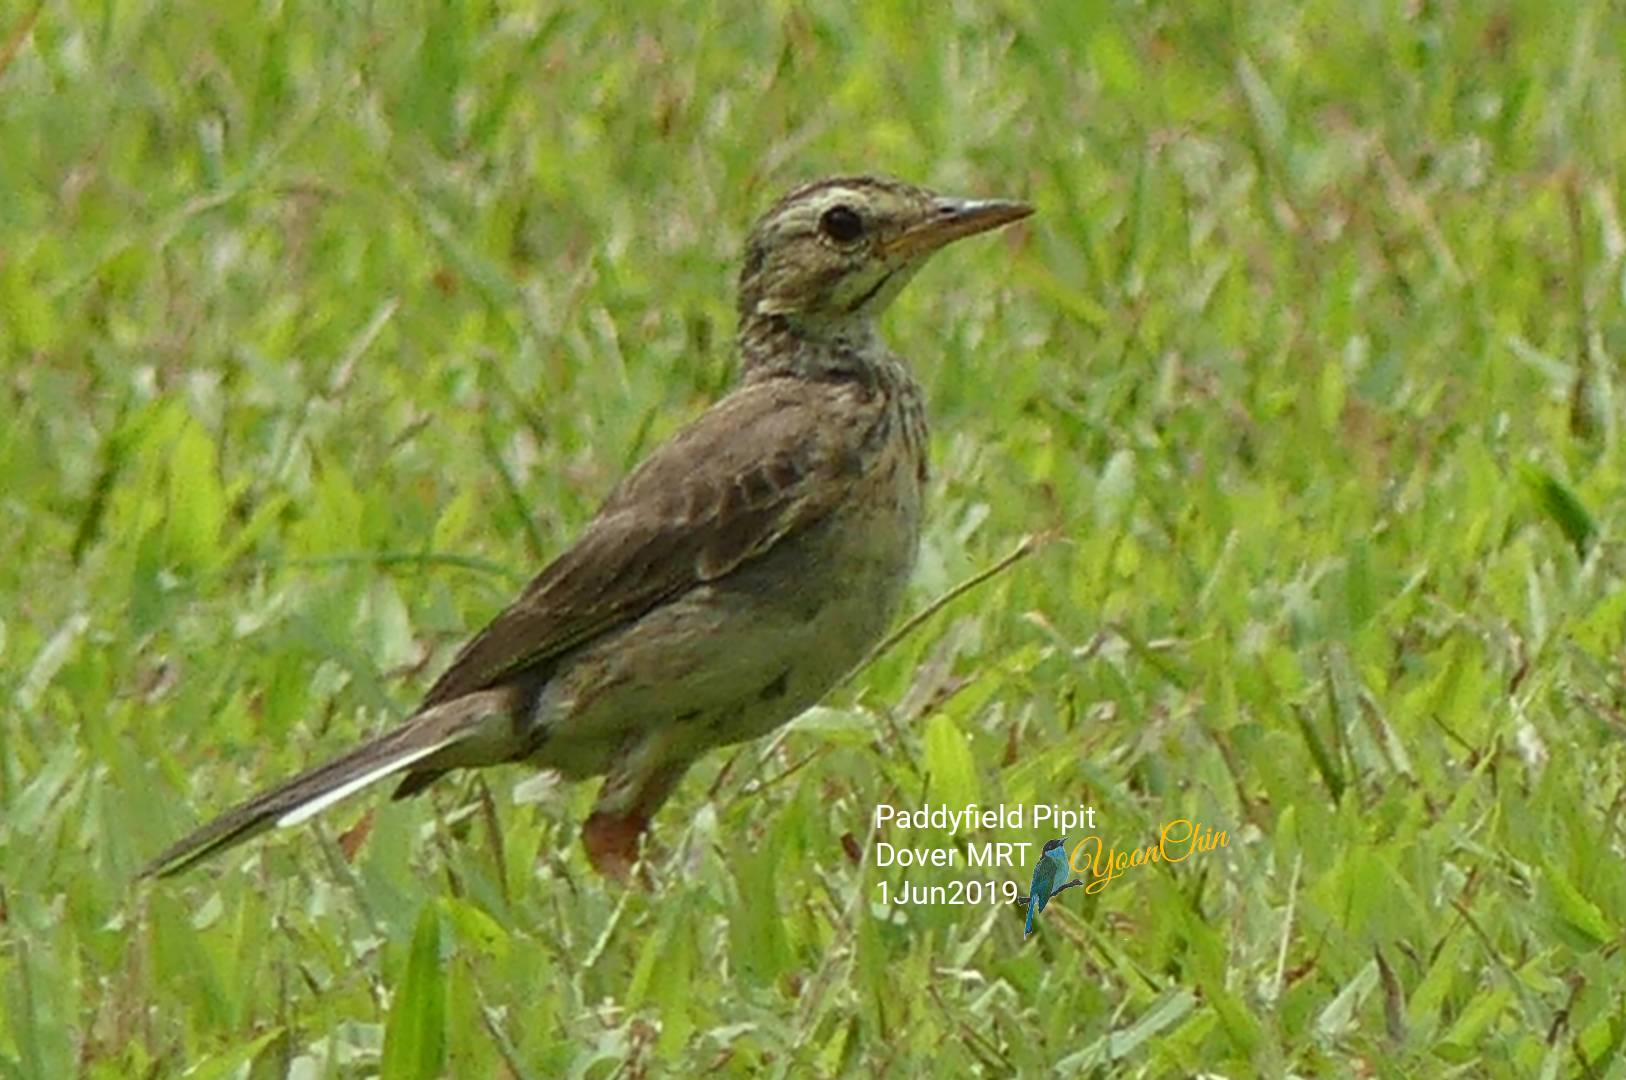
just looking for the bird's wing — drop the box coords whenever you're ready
[1029,859,1058,916]
[420,375,883,708]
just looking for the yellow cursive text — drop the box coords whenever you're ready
[1068,819,1229,894]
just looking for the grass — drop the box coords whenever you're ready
[4,0,1626,1075]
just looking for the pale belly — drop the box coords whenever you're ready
[530,461,922,779]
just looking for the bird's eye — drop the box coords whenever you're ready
[819,205,864,244]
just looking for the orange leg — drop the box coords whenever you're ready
[581,755,693,883]
[582,810,648,883]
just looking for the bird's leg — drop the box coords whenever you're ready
[583,743,694,884]
[581,811,647,883]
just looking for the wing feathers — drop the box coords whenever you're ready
[420,376,879,706]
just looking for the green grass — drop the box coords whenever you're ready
[5,0,1626,1074]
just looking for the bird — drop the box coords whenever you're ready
[1020,836,1081,937]
[141,175,1032,883]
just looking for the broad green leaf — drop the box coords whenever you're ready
[921,712,980,811]
[1055,990,1196,1069]
[1539,860,1613,950]
[1520,464,1595,555]
[381,903,446,1080]
[164,418,226,570]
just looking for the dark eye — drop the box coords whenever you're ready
[819,205,864,244]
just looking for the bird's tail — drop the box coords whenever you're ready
[140,689,514,879]
[1025,897,1037,936]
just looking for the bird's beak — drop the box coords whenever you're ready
[885,196,1033,259]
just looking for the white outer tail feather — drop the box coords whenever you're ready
[275,738,456,827]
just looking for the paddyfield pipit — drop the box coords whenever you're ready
[143,176,1032,881]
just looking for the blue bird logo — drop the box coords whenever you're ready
[1018,835,1083,937]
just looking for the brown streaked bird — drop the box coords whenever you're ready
[143,176,1031,882]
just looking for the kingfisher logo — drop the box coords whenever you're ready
[1019,835,1081,936]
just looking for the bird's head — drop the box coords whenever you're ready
[737,175,1031,347]
[1042,836,1068,857]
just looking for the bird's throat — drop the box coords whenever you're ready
[737,311,883,382]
